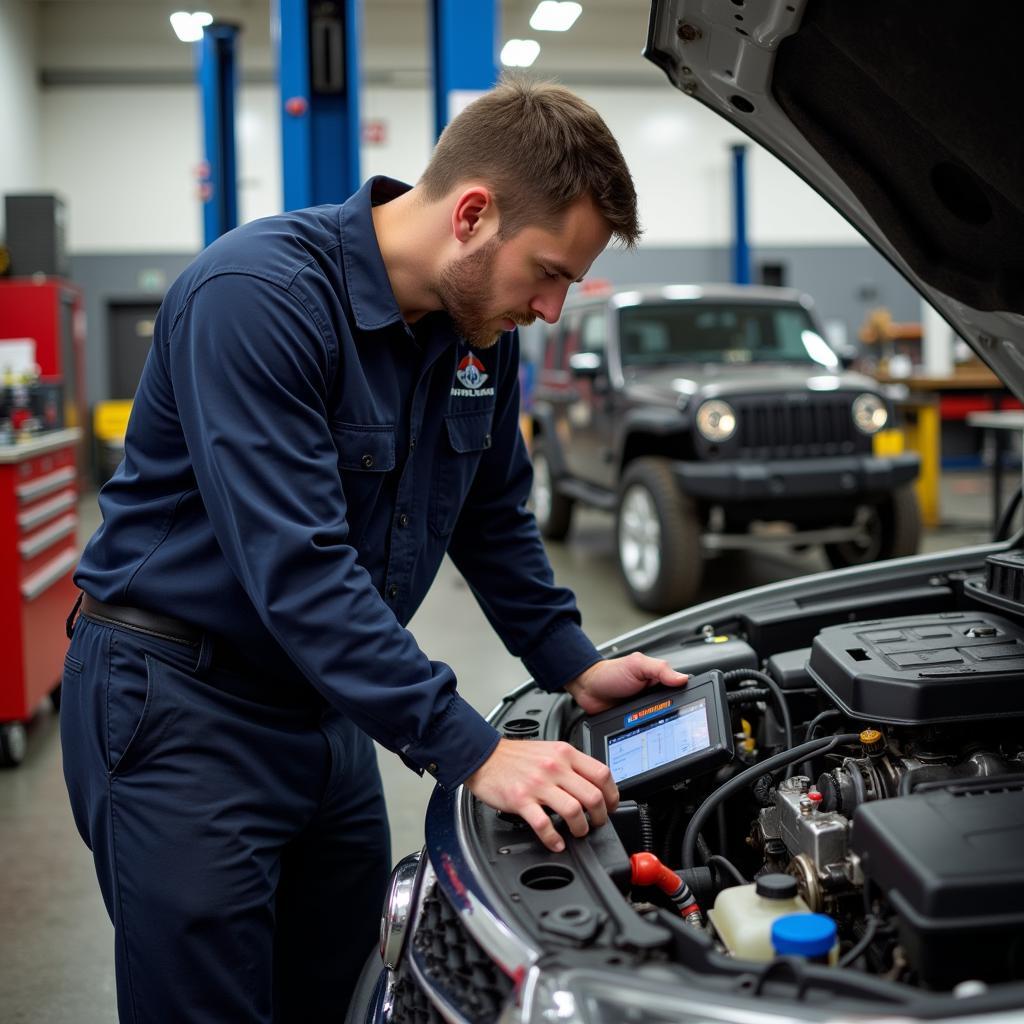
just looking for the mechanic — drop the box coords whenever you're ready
[60,77,687,1023]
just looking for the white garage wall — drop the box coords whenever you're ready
[0,0,41,239]
[39,81,862,254]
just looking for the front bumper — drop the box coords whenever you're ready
[674,452,919,503]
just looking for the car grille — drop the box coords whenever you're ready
[390,882,514,1024]
[732,394,859,457]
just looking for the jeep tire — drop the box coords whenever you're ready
[616,457,702,612]
[530,440,574,540]
[824,482,921,568]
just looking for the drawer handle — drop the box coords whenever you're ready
[19,513,79,560]
[21,547,78,602]
[17,490,77,532]
[15,466,77,503]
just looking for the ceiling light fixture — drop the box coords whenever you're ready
[529,1,582,32]
[500,39,541,67]
[170,11,214,43]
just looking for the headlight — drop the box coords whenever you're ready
[695,399,737,442]
[851,393,888,434]
[379,851,421,970]
[520,967,814,1024]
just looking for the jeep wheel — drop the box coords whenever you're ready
[530,441,574,540]
[616,458,702,612]
[825,483,921,568]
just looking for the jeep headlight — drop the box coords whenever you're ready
[852,393,888,434]
[695,399,737,442]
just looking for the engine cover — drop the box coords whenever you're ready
[851,780,1024,985]
[807,611,1024,723]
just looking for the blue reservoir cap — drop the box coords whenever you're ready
[771,913,837,957]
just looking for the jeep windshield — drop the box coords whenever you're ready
[618,302,837,368]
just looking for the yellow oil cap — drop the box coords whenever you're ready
[860,728,884,753]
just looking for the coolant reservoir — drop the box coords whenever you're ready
[707,873,810,961]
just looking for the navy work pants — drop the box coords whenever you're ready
[60,616,391,1023]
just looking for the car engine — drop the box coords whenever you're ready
[582,607,1024,990]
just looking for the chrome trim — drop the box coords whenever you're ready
[19,513,78,560]
[21,547,77,601]
[17,490,77,532]
[380,851,422,970]
[15,465,76,503]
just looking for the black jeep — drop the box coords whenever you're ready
[529,284,921,611]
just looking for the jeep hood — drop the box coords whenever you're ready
[627,363,878,405]
[644,0,1024,399]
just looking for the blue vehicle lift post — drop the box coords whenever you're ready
[430,0,498,138]
[731,143,751,285]
[197,22,240,246]
[275,0,362,210]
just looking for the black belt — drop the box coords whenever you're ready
[75,594,324,711]
[81,594,201,647]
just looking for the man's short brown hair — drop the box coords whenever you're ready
[419,75,641,248]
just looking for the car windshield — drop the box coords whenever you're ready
[618,302,837,368]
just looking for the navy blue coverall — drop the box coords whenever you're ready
[61,177,602,1022]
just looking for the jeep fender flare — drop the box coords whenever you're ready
[529,405,570,478]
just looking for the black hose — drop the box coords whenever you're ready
[723,669,794,754]
[726,687,771,705]
[638,802,655,853]
[705,853,747,886]
[839,915,879,968]
[681,734,862,871]
[804,708,843,743]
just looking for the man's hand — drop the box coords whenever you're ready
[565,653,688,715]
[464,739,619,853]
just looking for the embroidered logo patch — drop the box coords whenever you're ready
[451,352,495,398]
[456,353,488,390]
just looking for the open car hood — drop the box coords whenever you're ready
[645,0,1024,400]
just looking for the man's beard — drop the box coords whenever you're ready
[435,236,535,349]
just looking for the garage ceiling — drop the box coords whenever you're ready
[34,1,663,86]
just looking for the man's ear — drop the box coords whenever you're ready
[451,186,495,244]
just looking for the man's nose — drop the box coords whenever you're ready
[530,284,569,324]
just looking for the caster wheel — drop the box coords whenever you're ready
[0,722,28,767]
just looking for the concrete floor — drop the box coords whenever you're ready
[0,470,1005,1022]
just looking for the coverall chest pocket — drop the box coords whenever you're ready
[429,411,494,538]
[331,422,396,543]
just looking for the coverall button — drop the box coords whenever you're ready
[398,513,409,527]
[388,584,398,599]
[361,453,375,469]
[484,433,492,448]
[426,761,438,776]
[409,437,417,451]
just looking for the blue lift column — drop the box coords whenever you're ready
[731,143,751,285]
[197,22,240,247]
[431,0,498,138]
[276,0,362,210]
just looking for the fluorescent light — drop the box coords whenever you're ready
[500,39,541,67]
[169,11,212,43]
[529,1,582,32]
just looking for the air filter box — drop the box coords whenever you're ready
[807,612,1024,724]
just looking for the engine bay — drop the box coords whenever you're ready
[471,559,1024,1006]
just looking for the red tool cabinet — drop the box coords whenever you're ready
[0,429,81,765]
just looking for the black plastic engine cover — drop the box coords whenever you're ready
[851,781,1024,985]
[807,611,1024,723]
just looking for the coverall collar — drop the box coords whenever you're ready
[339,175,411,332]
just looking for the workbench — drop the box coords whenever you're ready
[877,368,1016,528]
[0,428,82,765]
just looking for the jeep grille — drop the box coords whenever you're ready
[732,394,860,457]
